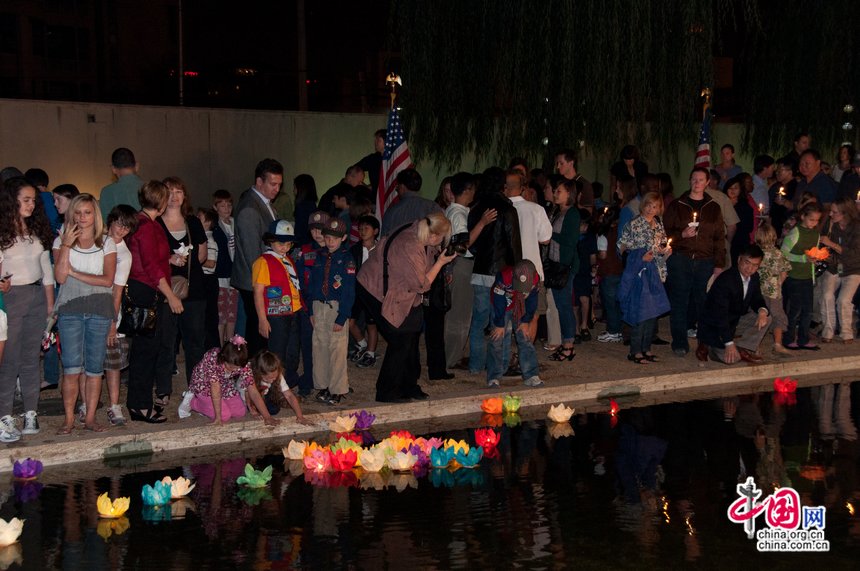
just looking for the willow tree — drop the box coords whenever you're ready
[393,0,726,172]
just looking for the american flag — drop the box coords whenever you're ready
[694,105,712,168]
[376,107,412,220]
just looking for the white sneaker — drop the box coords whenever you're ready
[0,428,19,443]
[21,410,39,435]
[0,415,21,439]
[524,376,545,387]
[177,391,194,419]
[108,404,126,426]
[687,328,698,339]
[77,403,87,424]
[487,379,500,389]
[597,332,622,343]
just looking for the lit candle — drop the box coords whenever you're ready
[666,238,672,248]
[603,206,608,215]
[758,203,764,213]
[856,190,860,201]
[692,212,697,223]
[778,186,786,196]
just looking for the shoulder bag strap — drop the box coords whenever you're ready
[383,223,412,296]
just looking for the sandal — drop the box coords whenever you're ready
[542,343,560,351]
[56,424,74,436]
[627,353,650,364]
[548,347,576,361]
[128,409,167,424]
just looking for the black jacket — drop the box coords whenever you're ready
[698,267,767,347]
[467,193,522,277]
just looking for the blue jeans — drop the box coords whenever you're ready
[487,315,538,382]
[629,318,656,355]
[468,284,510,373]
[599,274,622,334]
[550,272,577,343]
[57,314,112,376]
[783,277,813,345]
[666,254,714,352]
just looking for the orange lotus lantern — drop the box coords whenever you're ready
[481,397,503,414]
[804,246,829,261]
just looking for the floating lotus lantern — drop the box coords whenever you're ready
[481,397,503,414]
[549,422,575,439]
[503,412,521,428]
[480,413,503,428]
[502,394,522,413]
[350,410,376,430]
[388,451,417,472]
[160,476,196,499]
[331,436,363,454]
[474,428,500,450]
[329,448,358,472]
[97,517,130,540]
[443,439,470,455]
[358,447,387,472]
[389,430,414,440]
[0,519,22,548]
[804,246,829,261]
[330,415,356,433]
[12,458,42,481]
[430,447,454,468]
[417,436,443,453]
[236,464,273,488]
[547,403,575,423]
[97,492,130,518]
[454,446,483,468]
[303,450,331,474]
[141,481,172,506]
[774,377,798,393]
[405,443,429,467]
[283,440,308,460]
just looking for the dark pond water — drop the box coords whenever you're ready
[2,381,860,570]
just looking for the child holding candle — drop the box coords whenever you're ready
[780,203,823,350]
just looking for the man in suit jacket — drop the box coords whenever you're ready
[231,158,283,355]
[697,244,772,364]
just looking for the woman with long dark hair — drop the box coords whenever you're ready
[0,177,55,440]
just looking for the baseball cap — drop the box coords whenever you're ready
[308,210,330,230]
[512,259,537,294]
[322,217,347,238]
[267,219,295,242]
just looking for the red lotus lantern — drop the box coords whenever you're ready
[328,448,358,472]
[474,428,500,450]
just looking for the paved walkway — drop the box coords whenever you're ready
[4,331,858,472]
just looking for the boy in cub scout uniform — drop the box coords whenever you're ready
[307,217,355,405]
[252,220,303,386]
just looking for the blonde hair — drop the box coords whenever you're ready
[66,194,105,248]
[755,222,777,248]
[416,212,452,245]
[639,191,664,216]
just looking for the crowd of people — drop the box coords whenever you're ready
[0,131,858,442]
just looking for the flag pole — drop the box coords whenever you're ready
[700,87,712,119]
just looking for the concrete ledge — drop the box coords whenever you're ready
[4,353,859,472]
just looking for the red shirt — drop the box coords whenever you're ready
[128,212,171,290]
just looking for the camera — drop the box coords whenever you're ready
[444,232,469,256]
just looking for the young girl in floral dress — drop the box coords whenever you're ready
[181,336,277,426]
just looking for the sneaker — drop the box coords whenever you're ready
[523,376,545,387]
[108,404,127,426]
[487,379,500,388]
[326,393,345,406]
[77,403,87,424]
[177,391,194,419]
[21,410,39,435]
[687,328,698,339]
[315,389,331,403]
[0,415,20,439]
[356,352,377,368]
[597,331,622,343]
[0,428,19,443]
[350,346,367,363]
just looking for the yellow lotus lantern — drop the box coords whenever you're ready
[330,415,357,433]
[283,440,308,460]
[0,518,23,547]
[97,492,130,519]
[160,476,196,499]
[547,404,575,423]
[444,439,470,455]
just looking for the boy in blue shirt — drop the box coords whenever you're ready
[488,259,544,389]
[307,218,355,405]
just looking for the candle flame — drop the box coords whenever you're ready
[779,186,786,196]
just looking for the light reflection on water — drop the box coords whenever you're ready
[2,381,860,569]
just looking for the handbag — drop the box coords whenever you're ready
[543,258,570,289]
[170,222,192,300]
[117,280,159,337]
[426,266,452,312]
